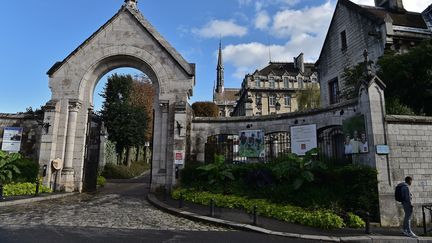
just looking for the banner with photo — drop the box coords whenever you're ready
[1,127,23,152]
[239,130,265,158]
[342,115,368,154]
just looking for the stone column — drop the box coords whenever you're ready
[62,100,81,192]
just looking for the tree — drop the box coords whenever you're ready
[101,74,150,166]
[130,74,154,142]
[340,61,371,100]
[377,40,432,116]
[297,84,321,111]
[192,102,219,117]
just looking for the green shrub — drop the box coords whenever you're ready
[0,151,21,184]
[172,188,349,229]
[102,160,150,179]
[3,182,52,196]
[345,212,366,228]
[97,176,106,187]
[13,158,39,183]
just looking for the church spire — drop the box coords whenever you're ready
[216,39,224,93]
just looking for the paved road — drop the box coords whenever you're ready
[0,175,315,242]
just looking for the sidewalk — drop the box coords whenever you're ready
[148,193,432,242]
[0,192,77,207]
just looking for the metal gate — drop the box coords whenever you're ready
[83,111,102,192]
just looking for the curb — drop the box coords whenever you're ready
[0,193,78,207]
[147,193,432,243]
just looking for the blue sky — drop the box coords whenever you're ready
[0,0,429,112]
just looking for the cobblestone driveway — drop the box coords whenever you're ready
[0,178,227,232]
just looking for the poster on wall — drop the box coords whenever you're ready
[342,115,368,154]
[174,151,184,165]
[290,124,317,155]
[1,127,23,152]
[239,130,265,158]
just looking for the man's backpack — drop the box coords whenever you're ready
[395,184,403,202]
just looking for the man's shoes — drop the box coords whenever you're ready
[402,230,410,237]
[408,232,418,238]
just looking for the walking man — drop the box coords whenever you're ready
[397,176,417,238]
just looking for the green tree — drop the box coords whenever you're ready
[297,84,321,111]
[101,74,149,166]
[340,61,371,100]
[377,40,432,115]
[192,102,219,117]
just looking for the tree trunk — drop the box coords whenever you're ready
[125,147,132,167]
[135,145,140,162]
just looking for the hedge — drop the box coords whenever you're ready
[3,182,52,196]
[171,188,366,229]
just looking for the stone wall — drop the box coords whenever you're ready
[386,115,432,226]
[0,113,41,160]
[191,100,358,163]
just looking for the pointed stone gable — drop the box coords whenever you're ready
[47,5,195,77]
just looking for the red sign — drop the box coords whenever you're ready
[175,153,182,160]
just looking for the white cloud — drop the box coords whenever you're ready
[351,0,431,12]
[255,11,271,30]
[192,20,248,38]
[223,37,322,79]
[271,1,335,38]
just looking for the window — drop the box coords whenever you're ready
[340,30,347,51]
[329,78,340,104]
[255,78,261,87]
[298,77,304,89]
[283,77,289,88]
[269,94,276,106]
[269,77,275,88]
[284,95,291,106]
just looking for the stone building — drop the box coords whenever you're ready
[316,0,432,107]
[232,53,318,116]
[212,41,239,117]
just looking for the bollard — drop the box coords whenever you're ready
[178,193,183,208]
[163,187,168,202]
[365,212,370,234]
[423,206,427,235]
[0,184,3,200]
[252,205,257,225]
[210,199,215,217]
[35,179,40,197]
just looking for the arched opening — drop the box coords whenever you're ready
[81,65,155,192]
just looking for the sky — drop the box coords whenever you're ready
[0,0,430,113]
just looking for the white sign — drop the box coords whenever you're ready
[174,151,184,165]
[290,124,317,155]
[1,127,23,152]
[376,145,390,155]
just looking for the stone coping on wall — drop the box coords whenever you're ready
[193,99,358,123]
[386,115,432,124]
[0,113,35,120]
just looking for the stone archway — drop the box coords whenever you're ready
[38,0,194,192]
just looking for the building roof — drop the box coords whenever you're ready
[47,4,195,77]
[214,88,239,105]
[317,0,430,64]
[342,0,428,29]
[254,62,316,77]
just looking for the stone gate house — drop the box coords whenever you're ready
[22,0,430,227]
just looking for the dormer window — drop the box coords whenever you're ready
[283,77,289,88]
[269,77,275,88]
[256,78,261,87]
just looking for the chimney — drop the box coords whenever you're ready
[375,0,406,12]
[293,53,304,73]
